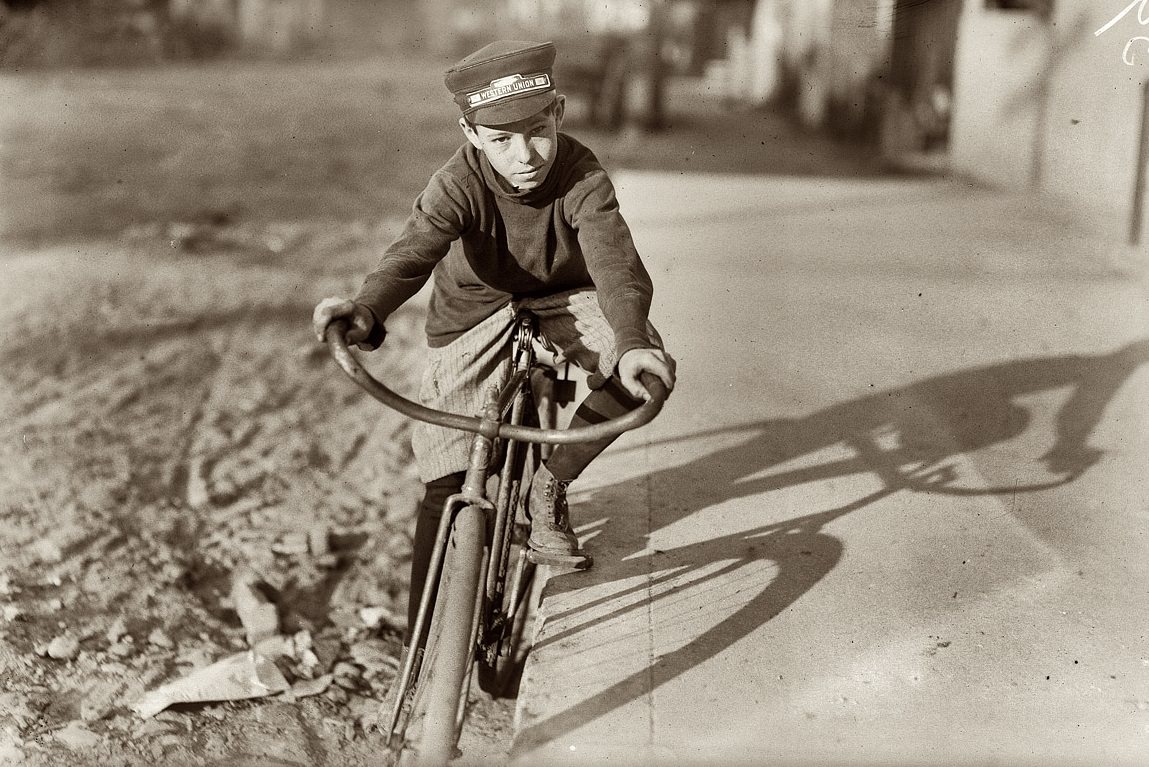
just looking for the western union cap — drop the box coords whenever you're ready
[444,40,557,126]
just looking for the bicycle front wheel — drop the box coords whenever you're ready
[405,504,486,766]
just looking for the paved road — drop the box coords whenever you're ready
[510,170,1149,765]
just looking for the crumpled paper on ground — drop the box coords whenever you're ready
[131,650,289,718]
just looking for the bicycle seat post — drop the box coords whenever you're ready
[513,310,538,368]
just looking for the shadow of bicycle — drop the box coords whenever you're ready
[513,338,1149,754]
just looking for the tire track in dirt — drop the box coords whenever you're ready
[0,241,429,765]
[0,229,520,765]
[174,324,244,514]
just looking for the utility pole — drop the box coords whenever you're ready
[1130,78,1149,246]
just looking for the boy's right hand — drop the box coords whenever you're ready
[312,297,378,351]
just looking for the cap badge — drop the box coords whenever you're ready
[466,72,552,109]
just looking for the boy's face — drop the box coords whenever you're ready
[461,96,565,192]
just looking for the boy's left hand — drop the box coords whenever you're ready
[618,348,677,402]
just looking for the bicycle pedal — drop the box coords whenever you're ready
[526,548,593,570]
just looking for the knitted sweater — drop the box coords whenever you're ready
[354,133,655,358]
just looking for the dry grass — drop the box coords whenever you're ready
[0,53,463,243]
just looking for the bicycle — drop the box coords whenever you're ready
[325,311,667,765]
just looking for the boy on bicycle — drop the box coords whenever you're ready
[313,40,676,629]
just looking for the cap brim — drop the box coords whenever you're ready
[468,91,556,126]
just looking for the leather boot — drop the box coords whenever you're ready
[526,464,582,557]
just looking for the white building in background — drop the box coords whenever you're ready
[950,0,1148,240]
[712,0,1149,239]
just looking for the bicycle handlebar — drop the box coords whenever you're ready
[325,320,666,445]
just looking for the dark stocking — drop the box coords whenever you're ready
[407,471,466,636]
[543,376,644,482]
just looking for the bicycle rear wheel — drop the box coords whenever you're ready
[476,545,536,698]
[476,378,545,698]
[402,504,486,766]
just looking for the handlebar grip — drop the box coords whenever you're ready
[639,371,669,404]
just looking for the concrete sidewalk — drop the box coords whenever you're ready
[510,171,1149,766]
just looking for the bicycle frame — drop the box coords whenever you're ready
[352,313,530,748]
[324,313,667,757]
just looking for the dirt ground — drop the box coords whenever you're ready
[0,48,888,766]
[0,53,518,767]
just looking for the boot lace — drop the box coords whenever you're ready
[544,476,572,521]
